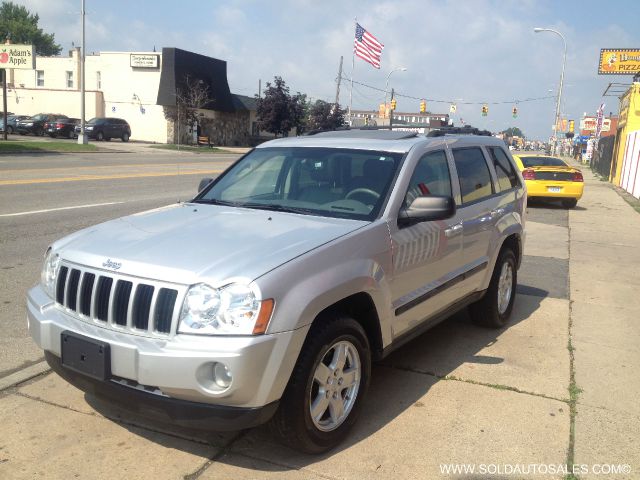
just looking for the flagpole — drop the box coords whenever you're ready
[348,17,356,126]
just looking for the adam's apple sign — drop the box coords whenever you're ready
[0,45,36,70]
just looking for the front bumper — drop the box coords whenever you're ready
[44,351,278,430]
[28,285,307,414]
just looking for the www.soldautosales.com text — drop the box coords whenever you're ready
[439,463,632,476]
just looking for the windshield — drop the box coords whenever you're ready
[521,156,567,168]
[196,147,403,221]
[32,114,46,121]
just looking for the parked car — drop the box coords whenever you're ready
[513,154,584,208]
[45,118,80,139]
[0,115,30,134]
[75,117,131,142]
[16,113,68,136]
[28,126,526,453]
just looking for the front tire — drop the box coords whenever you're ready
[96,131,104,141]
[122,132,130,142]
[271,314,371,454]
[470,249,517,328]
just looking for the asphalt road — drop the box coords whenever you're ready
[0,150,240,377]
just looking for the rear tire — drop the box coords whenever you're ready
[271,314,371,454]
[470,249,517,328]
[122,132,130,142]
[562,198,578,209]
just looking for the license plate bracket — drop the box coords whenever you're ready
[61,331,111,381]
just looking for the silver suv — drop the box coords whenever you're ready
[28,128,526,453]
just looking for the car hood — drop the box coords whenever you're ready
[54,203,367,285]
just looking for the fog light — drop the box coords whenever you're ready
[213,362,232,389]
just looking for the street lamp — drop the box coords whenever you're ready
[384,67,407,116]
[534,27,566,155]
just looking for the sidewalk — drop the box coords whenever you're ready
[566,159,640,478]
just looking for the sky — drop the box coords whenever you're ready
[13,0,640,140]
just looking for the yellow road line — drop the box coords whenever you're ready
[1,162,230,174]
[0,169,224,186]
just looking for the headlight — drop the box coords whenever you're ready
[41,248,61,298]
[178,283,273,335]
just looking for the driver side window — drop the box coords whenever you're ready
[404,150,452,208]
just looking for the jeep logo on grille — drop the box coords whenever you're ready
[102,259,122,270]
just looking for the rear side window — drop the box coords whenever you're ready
[452,147,494,204]
[487,146,520,191]
[404,150,452,208]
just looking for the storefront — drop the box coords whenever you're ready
[0,47,255,145]
[610,83,640,198]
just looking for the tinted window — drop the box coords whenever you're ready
[520,156,567,168]
[488,147,519,191]
[452,147,493,204]
[404,150,452,208]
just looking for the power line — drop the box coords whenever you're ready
[340,76,555,105]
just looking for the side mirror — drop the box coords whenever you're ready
[398,195,456,227]
[198,177,213,193]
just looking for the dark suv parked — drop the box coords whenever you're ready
[45,118,80,139]
[17,114,68,136]
[76,117,131,142]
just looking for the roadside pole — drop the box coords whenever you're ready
[77,0,88,145]
[389,88,394,129]
[2,69,7,141]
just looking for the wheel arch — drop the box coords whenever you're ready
[317,292,384,361]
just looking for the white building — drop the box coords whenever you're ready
[1,47,257,145]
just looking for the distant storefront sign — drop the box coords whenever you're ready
[130,54,159,68]
[598,49,640,75]
[580,117,611,132]
[0,44,35,70]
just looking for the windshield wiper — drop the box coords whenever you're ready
[238,202,314,215]
[191,198,239,206]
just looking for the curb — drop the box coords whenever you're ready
[0,361,50,391]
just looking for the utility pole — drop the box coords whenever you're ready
[258,79,261,98]
[77,0,88,144]
[389,88,394,129]
[335,56,343,106]
[2,69,7,141]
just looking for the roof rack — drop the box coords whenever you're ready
[305,126,418,140]
[426,125,492,137]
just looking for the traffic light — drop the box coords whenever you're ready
[391,98,397,110]
[481,104,488,116]
[512,106,518,118]
[419,100,426,113]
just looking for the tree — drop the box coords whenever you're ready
[503,127,524,138]
[163,75,213,144]
[256,76,306,137]
[307,100,346,131]
[0,2,61,56]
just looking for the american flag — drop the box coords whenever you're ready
[354,23,384,69]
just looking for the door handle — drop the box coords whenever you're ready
[445,222,463,237]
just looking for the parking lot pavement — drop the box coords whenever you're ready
[0,161,637,479]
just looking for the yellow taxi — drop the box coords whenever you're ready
[512,154,584,208]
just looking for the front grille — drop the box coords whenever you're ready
[535,171,575,181]
[55,263,183,336]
